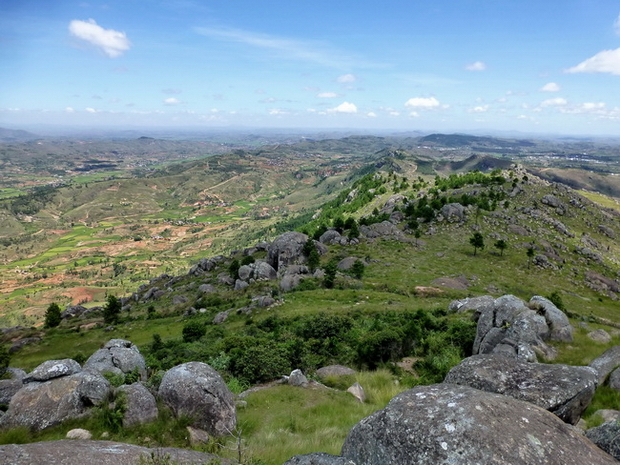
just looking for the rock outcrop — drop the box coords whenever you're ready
[84,339,146,381]
[338,384,617,465]
[465,294,570,361]
[444,354,597,424]
[0,371,111,431]
[158,362,236,437]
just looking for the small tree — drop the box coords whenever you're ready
[229,259,240,280]
[323,260,338,289]
[0,344,10,378]
[469,232,485,256]
[103,294,122,325]
[494,239,508,256]
[44,302,62,328]
[350,260,365,280]
[526,245,536,269]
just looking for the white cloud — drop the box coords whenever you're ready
[164,97,181,105]
[405,97,440,109]
[65,107,75,113]
[366,112,377,118]
[465,61,486,71]
[195,28,376,68]
[540,82,560,92]
[85,107,98,113]
[328,101,358,113]
[409,111,420,118]
[268,108,288,115]
[469,105,489,113]
[566,48,620,75]
[540,97,568,107]
[317,92,339,98]
[337,74,357,83]
[69,19,131,58]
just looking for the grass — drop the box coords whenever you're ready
[227,369,406,464]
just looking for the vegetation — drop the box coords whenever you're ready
[43,303,62,329]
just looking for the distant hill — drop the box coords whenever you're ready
[420,133,535,149]
[0,127,39,143]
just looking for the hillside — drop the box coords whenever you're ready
[2,144,620,463]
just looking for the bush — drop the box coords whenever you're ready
[230,341,291,384]
[0,345,10,378]
[182,320,207,343]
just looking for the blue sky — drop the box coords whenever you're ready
[2,0,620,135]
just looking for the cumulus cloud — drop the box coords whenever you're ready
[85,107,99,113]
[540,97,568,107]
[469,105,489,113]
[565,48,620,75]
[465,61,486,71]
[337,74,357,83]
[540,82,560,92]
[317,92,339,98]
[405,97,440,109]
[69,19,131,58]
[164,97,181,105]
[366,112,377,117]
[328,101,358,113]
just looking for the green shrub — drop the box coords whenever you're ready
[182,320,206,343]
[0,345,10,378]
[230,341,291,384]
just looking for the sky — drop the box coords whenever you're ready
[2,0,620,135]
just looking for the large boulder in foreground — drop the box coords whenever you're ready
[83,339,146,380]
[444,354,597,424]
[0,371,111,431]
[284,452,355,465]
[158,362,236,437]
[117,382,158,427]
[0,440,231,465]
[339,384,617,465]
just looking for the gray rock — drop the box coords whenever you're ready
[448,295,495,316]
[593,409,620,423]
[280,274,303,292]
[586,421,620,460]
[589,329,612,344]
[172,295,188,305]
[285,452,356,465]
[529,295,573,342]
[360,221,405,241]
[289,369,309,387]
[542,194,564,209]
[66,428,92,440]
[347,382,366,403]
[0,371,111,431]
[186,426,210,446]
[319,230,344,245]
[198,283,216,293]
[341,384,617,465]
[609,368,620,391]
[267,231,309,271]
[213,310,230,325]
[158,362,236,437]
[238,264,252,281]
[590,346,620,384]
[440,203,466,222]
[253,261,278,280]
[61,305,87,319]
[315,365,356,379]
[0,375,24,405]
[444,354,598,424]
[337,257,362,271]
[117,382,158,427]
[473,294,555,361]
[234,279,249,291]
[25,359,82,383]
[84,339,146,380]
[0,440,231,465]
